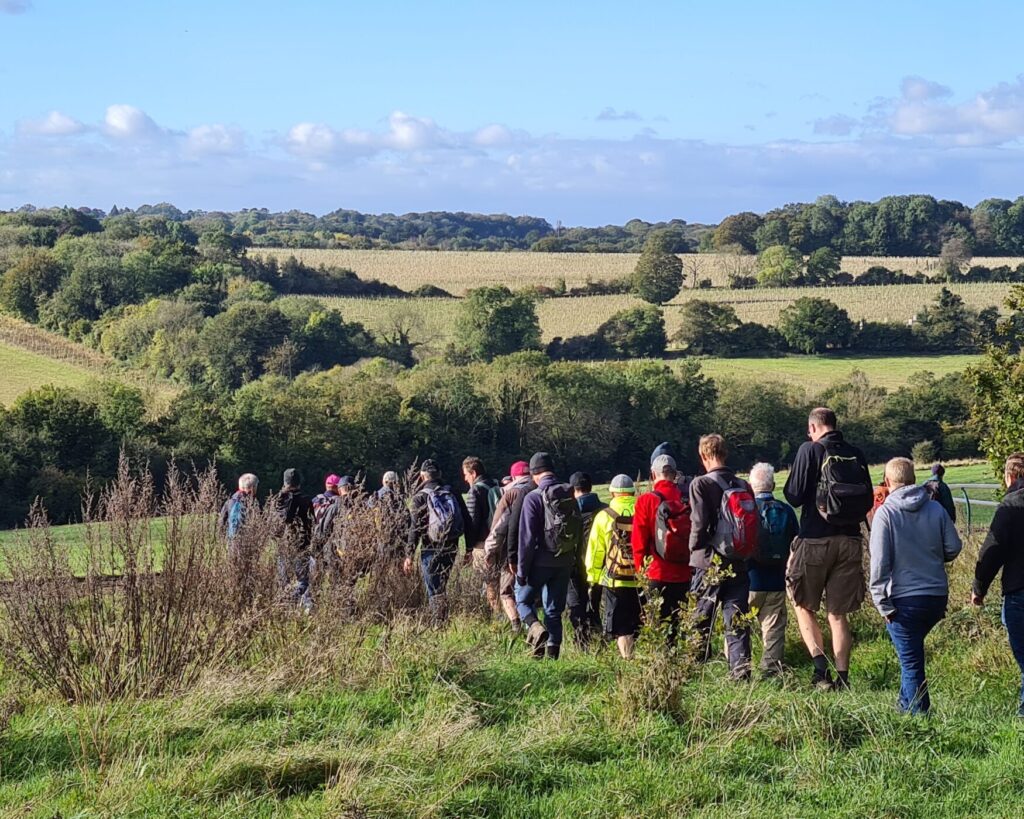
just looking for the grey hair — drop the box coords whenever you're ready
[749,462,775,492]
[238,473,259,492]
[382,470,399,485]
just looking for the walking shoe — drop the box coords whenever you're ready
[812,670,834,691]
[544,644,561,660]
[525,621,549,657]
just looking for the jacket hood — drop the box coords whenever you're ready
[887,484,930,512]
[577,492,604,513]
[609,494,635,515]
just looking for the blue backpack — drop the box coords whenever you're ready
[757,499,793,565]
[424,486,465,544]
[227,494,247,538]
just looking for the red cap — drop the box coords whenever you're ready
[325,474,341,486]
[509,460,530,478]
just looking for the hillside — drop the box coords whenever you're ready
[0,315,177,409]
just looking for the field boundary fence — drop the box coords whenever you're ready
[949,483,1001,532]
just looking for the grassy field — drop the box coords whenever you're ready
[0,315,179,410]
[1,522,1022,816]
[696,354,982,392]
[0,341,98,405]
[259,248,1024,295]
[323,281,1011,344]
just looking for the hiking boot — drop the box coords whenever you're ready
[833,673,851,691]
[525,621,549,657]
[545,644,561,660]
[812,670,834,691]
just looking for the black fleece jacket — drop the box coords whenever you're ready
[974,480,1024,598]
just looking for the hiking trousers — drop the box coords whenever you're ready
[516,564,571,647]
[749,590,787,671]
[692,567,752,677]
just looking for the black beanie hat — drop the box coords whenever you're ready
[529,452,555,475]
[283,468,302,488]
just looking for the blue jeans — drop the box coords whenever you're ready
[885,595,947,714]
[1001,590,1024,712]
[516,564,571,646]
[420,548,456,598]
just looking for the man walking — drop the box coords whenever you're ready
[688,434,755,680]
[220,472,260,542]
[632,453,692,642]
[972,452,1024,717]
[464,456,501,607]
[516,452,582,659]
[870,458,962,715]
[568,471,605,648]
[584,475,639,658]
[748,462,799,677]
[275,468,315,610]
[484,460,533,629]
[784,407,873,690]
[924,464,957,523]
[406,460,470,622]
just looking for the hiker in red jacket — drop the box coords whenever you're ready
[632,453,693,643]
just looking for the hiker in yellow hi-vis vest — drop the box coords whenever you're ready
[584,475,639,659]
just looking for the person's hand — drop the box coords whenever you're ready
[971,592,984,607]
[402,557,412,576]
[508,562,516,577]
[884,614,894,624]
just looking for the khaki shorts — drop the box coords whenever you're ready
[472,546,516,600]
[786,535,865,615]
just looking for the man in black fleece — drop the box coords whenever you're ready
[568,471,605,648]
[687,434,752,680]
[972,452,1024,717]
[783,407,872,690]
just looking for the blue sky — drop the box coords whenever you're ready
[3,0,1024,224]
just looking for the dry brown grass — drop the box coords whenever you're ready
[257,248,1024,294]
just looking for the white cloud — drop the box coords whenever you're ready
[900,76,953,102]
[104,104,162,140]
[473,124,514,147]
[596,107,642,122]
[813,114,859,137]
[186,124,245,156]
[17,110,86,136]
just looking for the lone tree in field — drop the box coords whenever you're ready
[757,244,804,287]
[597,304,667,358]
[454,285,541,361]
[804,247,842,286]
[631,235,683,304]
[778,297,853,353]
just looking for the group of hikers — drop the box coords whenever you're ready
[220,407,1024,718]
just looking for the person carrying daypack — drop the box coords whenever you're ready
[784,407,873,690]
[632,453,693,644]
[584,475,639,659]
[748,462,799,677]
[484,461,534,630]
[688,434,755,680]
[219,472,260,544]
[405,460,470,622]
[516,452,583,659]
[274,468,315,611]
[924,463,957,523]
[568,471,606,649]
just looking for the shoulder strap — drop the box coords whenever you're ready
[651,489,667,503]
[603,507,621,523]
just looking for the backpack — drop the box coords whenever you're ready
[710,474,760,561]
[227,494,246,538]
[312,493,333,525]
[652,490,691,564]
[602,508,636,583]
[540,483,583,559]
[816,441,873,525]
[756,498,792,565]
[423,486,465,544]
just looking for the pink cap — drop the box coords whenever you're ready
[509,461,530,478]
[325,474,341,486]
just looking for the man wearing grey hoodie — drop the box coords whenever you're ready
[869,457,962,715]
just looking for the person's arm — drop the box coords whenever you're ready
[868,509,895,618]
[688,478,709,552]
[940,509,962,563]
[407,492,425,558]
[786,504,800,543]
[584,510,609,586]
[507,490,527,572]
[631,495,652,575]
[783,444,812,508]
[974,506,1012,599]
[457,493,472,553]
[516,493,538,581]
[465,484,483,545]
[218,498,231,533]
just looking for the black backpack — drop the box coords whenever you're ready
[540,483,583,559]
[757,498,793,565]
[815,441,872,525]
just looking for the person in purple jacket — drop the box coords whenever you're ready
[515,452,582,659]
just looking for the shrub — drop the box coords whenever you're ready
[778,297,854,353]
[631,239,683,304]
[912,439,938,464]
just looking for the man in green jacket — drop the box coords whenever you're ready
[584,475,639,659]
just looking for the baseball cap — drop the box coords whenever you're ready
[509,460,530,478]
[325,474,341,487]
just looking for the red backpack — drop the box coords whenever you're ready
[709,474,759,561]
[652,490,691,564]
